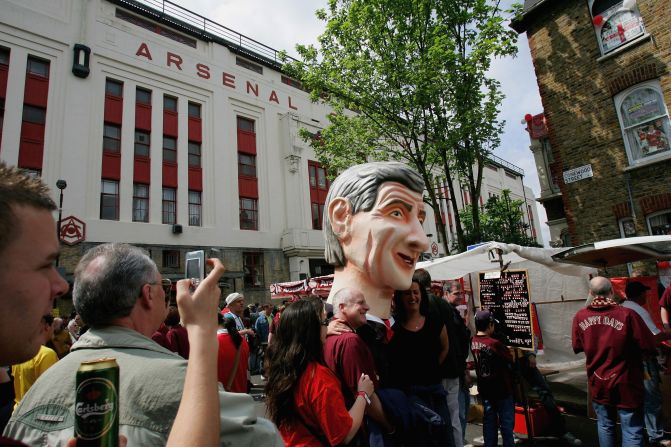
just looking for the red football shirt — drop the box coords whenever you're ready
[280,362,352,447]
[572,304,655,408]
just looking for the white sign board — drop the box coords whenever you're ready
[563,164,593,184]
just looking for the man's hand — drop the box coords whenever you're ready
[327,318,352,336]
[176,258,226,334]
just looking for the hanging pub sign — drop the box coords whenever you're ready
[478,269,534,350]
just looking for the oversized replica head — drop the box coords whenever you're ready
[324,161,429,318]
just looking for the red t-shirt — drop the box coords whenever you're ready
[217,331,250,393]
[323,332,379,405]
[280,362,353,447]
[572,304,655,408]
[470,334,514,400]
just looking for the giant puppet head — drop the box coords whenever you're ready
[324,162,429,318]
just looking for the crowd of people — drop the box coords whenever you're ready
[2,158,671,447]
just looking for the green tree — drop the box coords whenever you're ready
[285,0,521,253]
[459,189,540,247]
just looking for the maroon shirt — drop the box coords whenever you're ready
[572,304,655,409]
[166,324,190,359]
[471,334,514,400]
[324,331,379,406]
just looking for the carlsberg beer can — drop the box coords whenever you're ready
[75,358,119,447]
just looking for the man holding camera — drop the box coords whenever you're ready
[0,162,280,445]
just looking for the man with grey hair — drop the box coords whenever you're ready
[324,288,393,441]
[324,161,429,319]
[572,276,655,447]
[5,243,281,446]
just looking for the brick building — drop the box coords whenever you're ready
[513,0,671,246]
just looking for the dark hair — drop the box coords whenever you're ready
[0,162,57,254]
[264,298,324,429]
[393,278,429,323]
[165,306,180,326]
[412,269,432,291]
[224,317,242,350]
[42,314,55,325]
[475,316,493,332]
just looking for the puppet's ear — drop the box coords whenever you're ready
[328,197,352,240]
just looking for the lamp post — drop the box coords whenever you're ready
[55,179,67,267]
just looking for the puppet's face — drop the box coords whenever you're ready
[342,181,429,291]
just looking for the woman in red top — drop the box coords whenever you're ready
[217,314,249,393]
[265,297,374,446]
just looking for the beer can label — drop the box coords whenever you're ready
[75,377,118,440]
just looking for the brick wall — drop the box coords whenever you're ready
[525,0,671,245]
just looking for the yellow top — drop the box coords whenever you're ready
[12,345,58,408]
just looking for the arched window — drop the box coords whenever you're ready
[614,80,671,165]
[588,0,645,55]
[647,210,671,236]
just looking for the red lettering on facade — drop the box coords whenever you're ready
[246,81,259,97]
[222,72,236,89]
[196,63,210,79]
[288,96,298,111]
[136,42,153,60]
[167,52,183,70]
[269,90,279,104]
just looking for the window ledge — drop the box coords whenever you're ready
[597,33,652,63]
[623,153,671,172]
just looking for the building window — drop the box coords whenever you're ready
[308,161,330,230]
[164,95,177,112]
[237,117,255,133]
[281,75,303,90]
[648,210,671,236]
[100,180,119,220]
[240,197,258,230]
[238,153,256,177]
[243,252,264,288]
[188,190,202,226]
[236,57,263,74]
[22,105,46,124]
[105,79,123,97]
[163,250,180,269]
[133,183,149,222]
[188,102,201,118]
[26,57,49,78]
[163,136,177,163]
[134,130,150,158]
[136,87,151,105]
[162,187,177,224]
[589,0,645,55]
[619,217,637,238]
[188,142,201,167]
[103,123,121,153]
[615,81,671,165]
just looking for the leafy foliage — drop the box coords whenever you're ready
[459,189,540,247]
[285,0,522,253]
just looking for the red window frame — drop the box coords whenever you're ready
[308,160,330,230]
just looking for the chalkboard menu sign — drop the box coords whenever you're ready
[478,269,534,350]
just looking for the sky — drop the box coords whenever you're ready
[171,0,549,245]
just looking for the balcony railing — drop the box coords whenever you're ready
[108,0,296,67]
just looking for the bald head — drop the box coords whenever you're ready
[589,276,613,298]
[333,288,369,329]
